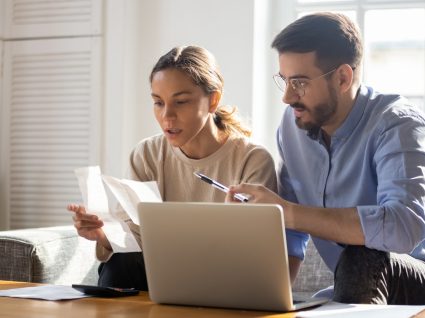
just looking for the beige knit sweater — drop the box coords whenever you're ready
[97,134,277,261]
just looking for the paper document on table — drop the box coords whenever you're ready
[102,175,162,225]
[74,166,141,253]
[296,301,425,318]
[0,285,91,301]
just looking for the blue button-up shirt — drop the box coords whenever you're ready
[277,85,425,272]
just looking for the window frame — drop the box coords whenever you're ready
[291,0,425,107]
[253,0,425,160]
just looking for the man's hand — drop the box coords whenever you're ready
[226,183,282,205]
[226,184,303,283]
[67,204,112,251]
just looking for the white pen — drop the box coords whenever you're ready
[194,172,249,202]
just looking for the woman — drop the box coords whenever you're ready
[68,46,277,290]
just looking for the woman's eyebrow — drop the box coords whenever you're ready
[173,91,192,97]
[151,91,193,98]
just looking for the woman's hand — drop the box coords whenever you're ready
[67,204,112,251]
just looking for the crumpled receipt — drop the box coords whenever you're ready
[74,166,162,253]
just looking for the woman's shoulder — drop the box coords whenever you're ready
[133,134,168,152]
[130,134,171,162]
[221,136,275,167]
[228,135,273,155]
[226,136,277,190]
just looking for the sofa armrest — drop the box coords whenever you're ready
[0,225,99,285]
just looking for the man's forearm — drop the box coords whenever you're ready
[284,201,365,245]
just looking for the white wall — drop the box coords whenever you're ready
[0,1,6,229]
[137,0,256,133]
[252,0,295,158]
[103,0,257,177]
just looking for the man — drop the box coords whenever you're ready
[228,12,425,304]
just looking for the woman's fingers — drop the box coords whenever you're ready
[67,203,105,242]
[67,204,86,215]
[67,204,103,229]
[67,204,99,220]
[73,214,103,229]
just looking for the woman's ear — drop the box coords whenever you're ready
[209,91,222,113]
[336,64,354,93]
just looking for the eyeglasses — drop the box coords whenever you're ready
[272,68,337,97]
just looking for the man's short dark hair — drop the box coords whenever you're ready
[271,12,363,72]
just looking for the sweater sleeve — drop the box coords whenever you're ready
[95,206,143,262]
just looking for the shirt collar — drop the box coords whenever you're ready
[308,85,369,142]
[332,85,369,141]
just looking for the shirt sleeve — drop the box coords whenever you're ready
[358,107,425,253]
[285,229,310,260]
[277,125,299,203]
[277,122,310,259]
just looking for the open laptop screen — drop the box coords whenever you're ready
[138,202,327,312]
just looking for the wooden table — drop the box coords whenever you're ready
[0,281,296,318]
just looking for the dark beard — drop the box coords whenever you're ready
[293,86,338,135]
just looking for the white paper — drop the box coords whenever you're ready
[296,301,425,318]
[102,175,162,225]
[101,220,141,253]
[74,166,141,253]
[75,166,109,219]
[0,285,91,301]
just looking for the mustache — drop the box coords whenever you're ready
[290,102,306,110]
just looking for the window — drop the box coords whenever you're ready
[293,0,425,111]
[364,8,424,110]
[252,0,425,160]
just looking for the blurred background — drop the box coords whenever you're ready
[0,0,424,230]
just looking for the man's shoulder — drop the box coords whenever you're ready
[383,101,425,124]
[365,87,425,127]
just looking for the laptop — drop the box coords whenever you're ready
[138,202,328,312]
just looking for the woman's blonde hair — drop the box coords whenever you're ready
[150,46,251,137]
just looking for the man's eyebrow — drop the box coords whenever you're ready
[279,72,310,80]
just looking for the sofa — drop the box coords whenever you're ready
[292,240,334,299]
[0,226,99,285]
[0,226,333,297]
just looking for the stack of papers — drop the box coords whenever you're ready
[0,285,91,300]
[296,301,425,318]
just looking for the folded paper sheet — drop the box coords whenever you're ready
[74,166,162,253]
[102,175,162,225]
[0,285,91,300]
[296,301,425,318]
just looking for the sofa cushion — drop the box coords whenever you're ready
[292,239,334,298]
[0,226,99,285]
